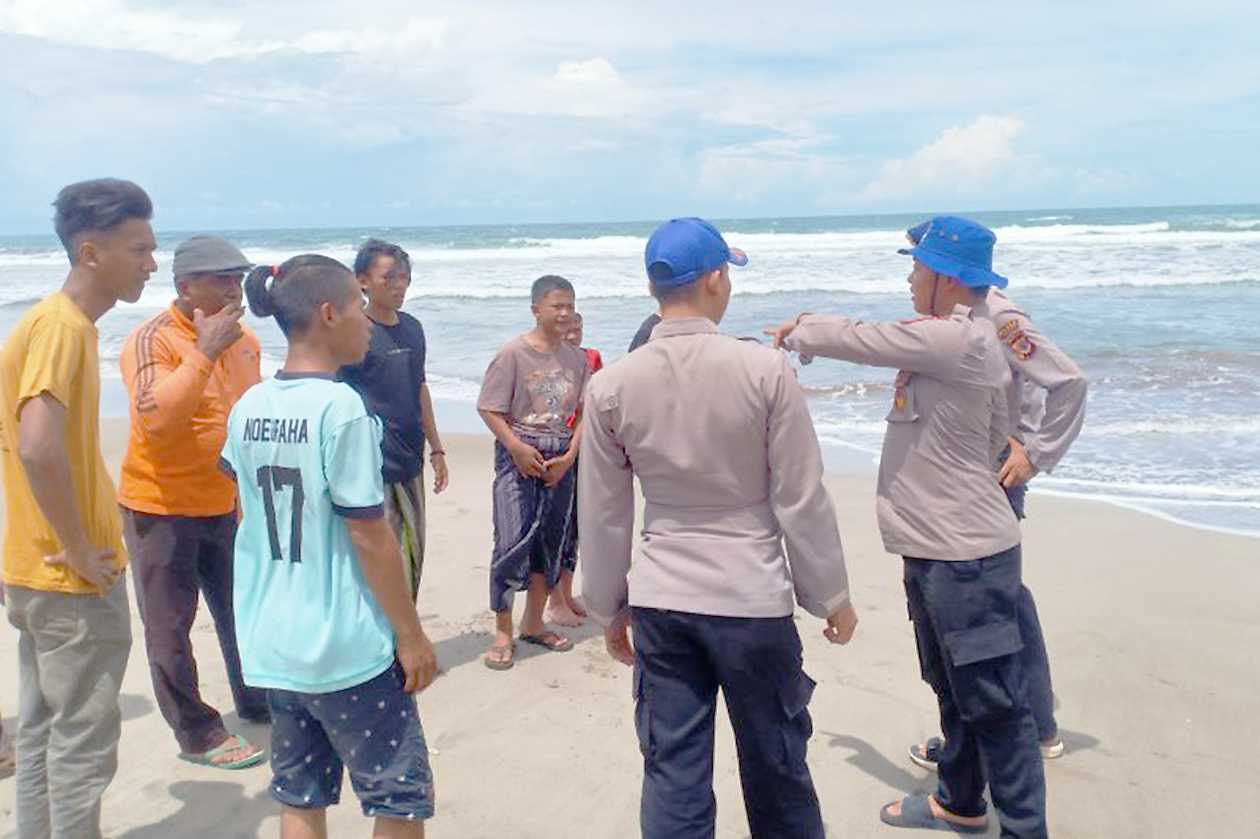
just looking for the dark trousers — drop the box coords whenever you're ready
[122,509,269,754]
[904,546,1047,839]
[631,607,824,839]
[1005,481,1058,741]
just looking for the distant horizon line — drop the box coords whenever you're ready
[1,200,1257,241]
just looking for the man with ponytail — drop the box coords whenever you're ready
[118,234,269,771]
[224,256,438,837]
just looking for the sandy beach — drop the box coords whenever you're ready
[1,421,1257,838]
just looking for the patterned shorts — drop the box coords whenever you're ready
[267,662,435,821]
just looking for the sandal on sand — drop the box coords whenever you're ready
[879,794,988,834]
[913,734,1063,770]
[179,734,265,771]
[909,736,944,772]
[484,642,516,671]
[519,631,573,652]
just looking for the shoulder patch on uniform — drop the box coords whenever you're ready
[1005,329,1036,361]
[997,319,1021,341]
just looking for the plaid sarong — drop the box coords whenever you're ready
[385,472,426,602]
[489,432,577,612]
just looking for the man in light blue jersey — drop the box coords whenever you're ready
[222,254,438,839]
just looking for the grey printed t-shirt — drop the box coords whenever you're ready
[478,335,589,439]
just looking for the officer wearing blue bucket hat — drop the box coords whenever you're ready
[898,215,1009,288]
[581,217,858,839]
[903,218,1088,779]
[767,217,1048,837]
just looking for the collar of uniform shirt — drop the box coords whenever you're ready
[650,317,719,339]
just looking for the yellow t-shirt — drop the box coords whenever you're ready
[0,292,126,593]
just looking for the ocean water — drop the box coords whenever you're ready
[2,205,1258,537]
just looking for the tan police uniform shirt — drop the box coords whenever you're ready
[578,317,851,627]
[785,302,1020,562]
[986,289,1087,474]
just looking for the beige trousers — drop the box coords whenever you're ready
[5,579,132,839]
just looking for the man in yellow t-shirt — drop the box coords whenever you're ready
[0,178,156,838]
[117,235,267,770]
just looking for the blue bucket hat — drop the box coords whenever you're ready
[645,217,748,289]
[898,216,1008,289]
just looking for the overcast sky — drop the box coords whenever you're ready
[1,0,1257,232]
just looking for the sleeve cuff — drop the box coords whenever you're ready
[188,349,216,375]
[332,503,385,519]
[800,588,851,620]
[586,602,631,629]
[1025,444,1052,474]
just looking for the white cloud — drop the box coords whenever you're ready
[859,115,1026,202]
[2,1,1258,227]
[553,57,621,86]
[0,0,446,64]
[464,56,650,119]
[697,137,852,206]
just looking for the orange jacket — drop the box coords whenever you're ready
[118,304,261,516]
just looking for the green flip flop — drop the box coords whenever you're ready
[179,734,266,770]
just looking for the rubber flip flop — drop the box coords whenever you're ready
[484,642,516,671]
[518,632,573,652]
[879,794,988,834]
[179,734,265,770]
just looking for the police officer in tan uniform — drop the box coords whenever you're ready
[900,220,1088,773]
[581,217,857,839]
[770,216,1047,838]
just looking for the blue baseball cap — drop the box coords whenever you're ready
[644,217,748,289]
[898,216,1008,289]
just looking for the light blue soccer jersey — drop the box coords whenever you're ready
[221,372,395,693]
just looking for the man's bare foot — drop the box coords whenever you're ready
[208,735,262,767]
[484,630,515,670]
[882,794,986,829]
[546,599,584,627]
[180,734,265,769]
[566,595,587,618]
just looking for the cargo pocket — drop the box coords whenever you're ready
[942,620,1025,724]
[910,617,947,694]
[885,371,919,423]
[632,664,654,763]
[777,671,817,770]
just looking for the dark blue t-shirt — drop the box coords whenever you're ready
[339,312,427,484]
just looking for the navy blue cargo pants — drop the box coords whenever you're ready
[631,607,824,839]
[904,546,1047,839]
[1004,480,1058,742]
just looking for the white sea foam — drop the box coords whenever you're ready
[1081,417,1260,436]
[4,220,1260,307]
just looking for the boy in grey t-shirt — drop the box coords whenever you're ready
[476,275,588,670]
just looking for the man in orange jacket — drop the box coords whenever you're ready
[118,235,268,770]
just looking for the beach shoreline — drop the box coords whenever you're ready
[1,424,1257,837]
[9,205,1257,540]
[94,385,1260,541]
